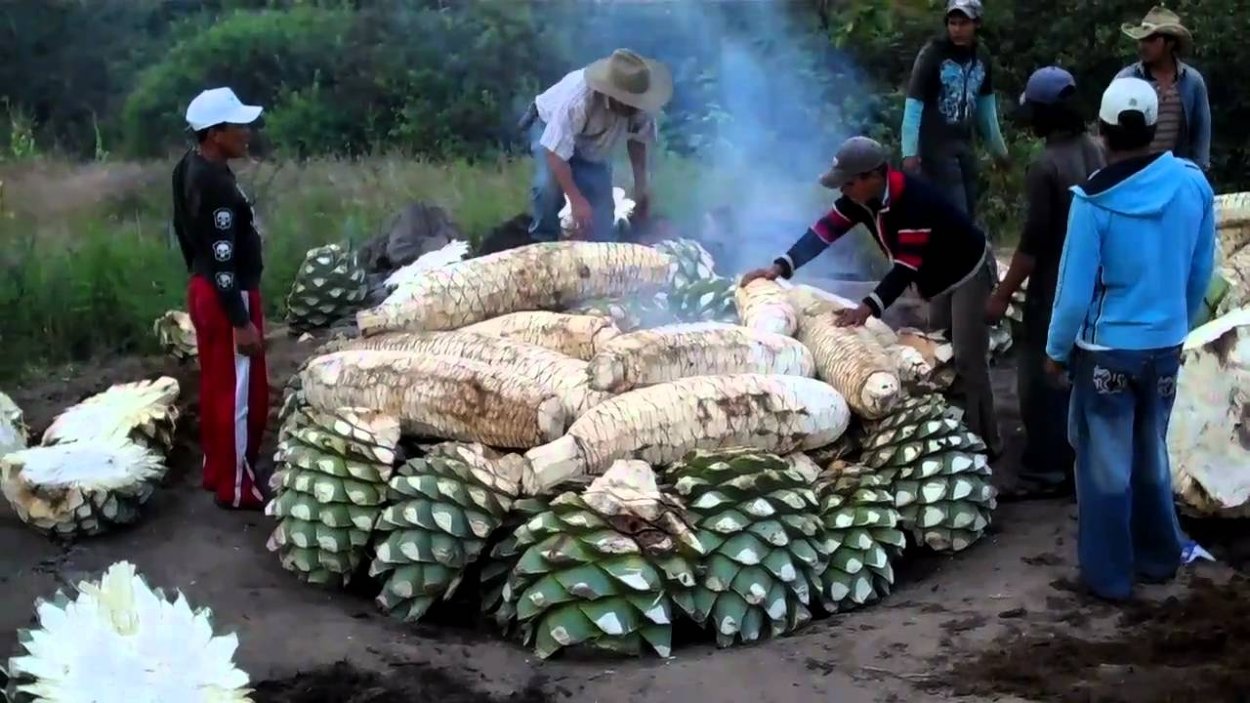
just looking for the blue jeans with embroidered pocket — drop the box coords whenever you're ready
[1067,345,1184,601]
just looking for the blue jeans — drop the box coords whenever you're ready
[527,120,616,243]
[1067,345,1184,600]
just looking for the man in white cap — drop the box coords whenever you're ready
[171,86,268,511]
[899,0,1009,218]
[1045,77,1215,601]
[1116,6,1211,171]
[520,48,672,243]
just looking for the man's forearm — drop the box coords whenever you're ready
[995,251,1035,298]
[627,141,647,191]
[545,149,583,201]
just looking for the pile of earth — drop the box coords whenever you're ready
[936,574,1250,703]
[252,661,552,703]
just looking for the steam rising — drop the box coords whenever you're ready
[543,0,880,280]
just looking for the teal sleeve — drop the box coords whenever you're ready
[975,94,1008,157]
[901,98,923,158]
[1046,197,1100,364]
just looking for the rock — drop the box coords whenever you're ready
[475,213,535,257]
[359,202,463,273]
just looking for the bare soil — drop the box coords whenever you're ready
[1,336,1248,702]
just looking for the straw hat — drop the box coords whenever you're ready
[1121,6,1192,54]
[584,49,673,113]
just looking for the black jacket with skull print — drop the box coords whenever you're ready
[172,149,264,328]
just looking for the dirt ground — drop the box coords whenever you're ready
[2,335,1249,703]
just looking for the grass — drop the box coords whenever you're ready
[0,147,1025,384]
[0,151,786,382]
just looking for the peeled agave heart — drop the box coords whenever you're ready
[152,310,198,361]
[0,390,28,456]
[0,440,167,535]
[5,561,252,702]
[560,187,634,235]
[42,377,180,453]
[1167,307,1250,517]
[578,460,701,554]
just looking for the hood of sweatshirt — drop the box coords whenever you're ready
[1071,151,1190,217]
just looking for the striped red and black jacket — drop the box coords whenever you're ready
[774,168,988,317]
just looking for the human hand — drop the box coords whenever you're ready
[234,322,264,357]
[902,156,922,174]
[1043,357,1069,388]
[569,193,594,237]
[834,303,873,328]
[739,264,782,287]
[633,189,651,224]
[984,291,1010,325]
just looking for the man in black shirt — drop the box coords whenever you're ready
[900,0,1009,219]
[172,87,268,510]
[987,67,1105,499]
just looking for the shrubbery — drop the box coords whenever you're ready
[7,0,1248,189]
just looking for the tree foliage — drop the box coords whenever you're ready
[2,0,1248,190]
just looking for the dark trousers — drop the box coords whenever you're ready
[928,255,1001,456]
[1016,336,1075,487]
[921,150,979,221]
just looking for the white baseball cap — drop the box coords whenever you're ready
[185,87,263,131]
[1098,77,1158,127]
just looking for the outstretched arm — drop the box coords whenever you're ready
[773,199,857,278]
[863,228,929,317]
[996,163,1052,299]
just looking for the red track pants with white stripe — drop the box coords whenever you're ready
[188,275,268,509]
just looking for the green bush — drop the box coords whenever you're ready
[119,3,556,160]
[120,6,354,156]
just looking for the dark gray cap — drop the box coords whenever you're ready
[946,0,982,20]
[818,136,888,189]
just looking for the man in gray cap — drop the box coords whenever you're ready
[741,136,1001,457]
[986,66,1105,500]
[900,0,1009,218]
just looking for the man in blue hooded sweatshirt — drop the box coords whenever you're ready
[1045,76,1215,602]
